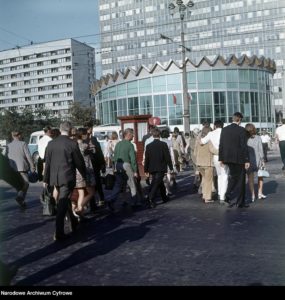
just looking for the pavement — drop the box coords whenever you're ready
[1,148,285,286]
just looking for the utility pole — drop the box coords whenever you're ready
[165,0,194,133]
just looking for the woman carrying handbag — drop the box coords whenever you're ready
[245,123,267,202]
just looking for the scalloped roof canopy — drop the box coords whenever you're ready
[91,54,276,95]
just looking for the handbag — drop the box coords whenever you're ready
[257,167,270,178]
[40,186,57,216]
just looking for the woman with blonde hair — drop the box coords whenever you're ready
[245,123,266,202]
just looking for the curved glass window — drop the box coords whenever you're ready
[212,70,226,89]
[153,94,167,124]
[128,97,139,115]
[197,71,211,89]
[190,93,198,125]
[117,84,127,97]
[139,78,152,93]
[226,69,238,88]
[140,95,152,114]
[199,92,213,124]
[187,72,196,90]
[153,75,166,92]
[167,73,181,91]
[127,81,138,95]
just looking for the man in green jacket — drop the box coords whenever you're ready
[106,128,139,211]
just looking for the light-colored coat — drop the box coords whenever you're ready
[7,139,34,172]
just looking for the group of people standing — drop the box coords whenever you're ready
[193,112,269,207]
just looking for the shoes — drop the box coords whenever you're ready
[53,233,71,241]
[219,200,226,205]
[237,204,250,208]
[228,203,236,208]
[224,198,230,204]
[162,196,170,203]
[148,199,156,208]
[166,192,173,196]
[107,201,115,212]
[204,199,214,203]
[258,194,267,199]
[15,194,26,209]
[98,200,105,207]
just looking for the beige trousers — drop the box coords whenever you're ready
[197,166,213,201]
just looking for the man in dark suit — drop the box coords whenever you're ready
[84,122,106,210]
[144,128,174,208]
[44,121,86,241]
[219,112,250,208]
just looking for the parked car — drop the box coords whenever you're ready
[28,130,44,166]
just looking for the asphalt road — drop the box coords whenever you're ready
[1,148,285,286]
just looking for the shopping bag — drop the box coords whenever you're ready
[40,187,57,216]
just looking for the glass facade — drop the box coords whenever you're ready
[98,0,285,116]
[95,65,275,131]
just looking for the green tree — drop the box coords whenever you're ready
[68,102,97,127]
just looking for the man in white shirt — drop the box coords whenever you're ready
[275,120,285,171]
[38,126,52,179]
[260,130,271,162]
[200,120,228,203]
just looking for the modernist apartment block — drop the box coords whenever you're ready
[0,39,95,117]
[99,0,285,115]
[91,55,276,132]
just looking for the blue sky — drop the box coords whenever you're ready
[0,0,100,51]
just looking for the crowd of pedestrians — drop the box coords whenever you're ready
[1,112,281,245]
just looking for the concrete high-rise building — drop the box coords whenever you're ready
[98,0,285,118]
[0,38,95,117]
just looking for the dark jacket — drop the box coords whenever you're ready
[219,123,249,164]
[89,136,106,171]
[144,139,173,173]
[43,135,86,187]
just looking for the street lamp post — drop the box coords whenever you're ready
[167,0,194,133]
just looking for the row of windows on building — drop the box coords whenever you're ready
[0,57,71,73]
[0,48,71,65]
[98,91,273,126]
[100,0,276,12]
[0,100,72,107]
[101,9,284,31]
[0,74,72,86]
[0,65,72,77]
[0,92,73,103]
[0,82,72,91]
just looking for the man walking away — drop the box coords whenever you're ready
[44,121,86,241]
[106,128,139,211]
[144,128,174,208]
[6,131,35,208]
[219,112,250,208]
[37,126,52,180]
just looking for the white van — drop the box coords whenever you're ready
[28,130,44,162]
[92,125,122,152]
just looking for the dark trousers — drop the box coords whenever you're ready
[89,169,105,211]
[56,185,77,236]
[279,141,285,169]
[262,143,268,162]
[149,172,167,202]
[0,154,24,191]
[225,163,246,206]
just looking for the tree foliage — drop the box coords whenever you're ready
[0,108,61,142]
[68,102,98,127]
